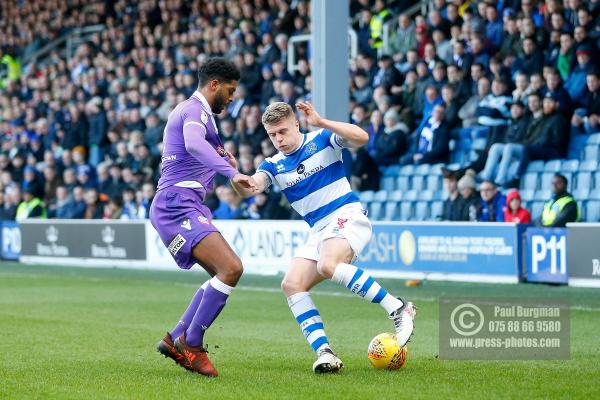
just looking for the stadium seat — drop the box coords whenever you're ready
[561,159,579,173]
[359,191,374,203]
[584,145,599,161]
[543,160,562,173]
[589,189,600,200]
[414,202,430,220]
[430,201,443,220]
[534,190,552,201]
[520,189,534,202]
[525,160,545,173]
[418,190,434,201]
[575,172,592,191]
[388,190,403,202]
[383,165,401,177]
[404,190,418,201]
[540,172,555,189]
[369,202,384,220]
[414,164,430,175]
[383,202,400,221]
[396,176,410,191]
[399,165,415,176]
[430,163,444,175]
[568,133,589,159]
[381,176,396,192]
[373,190,388,202]
[411,175,425,191]
[400,202,414,221]
[595,172,600,189]
[572,189,590,203]
[580,160,598,172]
[589,133,600,144]
[585,201,600,222]
[426,175,442,191]
[531,202,545,220]
[521,173,539,190]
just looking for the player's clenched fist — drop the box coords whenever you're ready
[232,173,258,192]
[296,101,323,127]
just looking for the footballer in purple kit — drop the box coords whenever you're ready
[150,57,256,377]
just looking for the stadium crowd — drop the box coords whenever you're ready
[1,0,598,226]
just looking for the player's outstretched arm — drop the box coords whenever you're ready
[296,101,368,148]
[183,122,238,179]
[231,172,269,198]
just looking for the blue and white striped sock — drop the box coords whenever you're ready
[287,292,330,353]
[332,263,404,315]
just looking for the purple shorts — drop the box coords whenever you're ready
[150,187,219,269]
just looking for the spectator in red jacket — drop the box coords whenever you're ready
[504,190,532,224]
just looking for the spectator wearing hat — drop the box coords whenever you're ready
[477,181,506,222]
[565,44,595,100]
[15,188,46,221]
[526,92,570,161]
[22,165,44,199]
[571,70,600,134]
[540,174,579,227]
[456,172,480,221]
[504,190,532,224]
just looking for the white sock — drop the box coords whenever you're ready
[332,263,403,314]
[287,292,330,353]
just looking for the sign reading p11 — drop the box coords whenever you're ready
[526,228,567,284]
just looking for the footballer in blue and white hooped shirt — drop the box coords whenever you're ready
[232,102,417,374]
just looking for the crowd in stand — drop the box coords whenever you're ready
[1,0,598,226]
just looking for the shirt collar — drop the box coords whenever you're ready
[192,90,213,114]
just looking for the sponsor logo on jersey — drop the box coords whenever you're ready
[168,234,186,255]
[285,165,325,188]
[181,219,191,230]
[337,218,348,229]
[162,154,176,162]
[276,163,285,173]
[198,216,209,224]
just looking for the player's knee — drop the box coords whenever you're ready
[281,277,303,296]
[316,258,336,278]
[221,256,244,284]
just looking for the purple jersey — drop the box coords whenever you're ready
[157,91,237,198]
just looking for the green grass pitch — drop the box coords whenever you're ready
[1,262,599,399]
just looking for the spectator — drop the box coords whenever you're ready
[476,78,512,127]
[459,76,491,127]
[504,190,532,224]
[477,181,506,222]
[0,192,15,220]
[103,196,124,219]
[389,14,416,56]
[366,109,384,158]
[540,174,579,227]
[15,188,46,221]
[401,104,450,165]
[571,70,600,134]
[479,100,531,187]
[542,67,573,115]
[22,165,44,199]
[374,109,408,166]
[213,186,244,219]
[349,145,380,192]
[525,92,569,161]
[456,172,480,221]
[441,169,462,221]
[565,45,594,101]
[83,188,104,219]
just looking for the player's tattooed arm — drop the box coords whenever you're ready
[296,101,369,148]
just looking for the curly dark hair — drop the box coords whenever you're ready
[197,57,241,87]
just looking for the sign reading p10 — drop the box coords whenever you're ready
[526,228,567,284]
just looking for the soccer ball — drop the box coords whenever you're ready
[367,332,408,370]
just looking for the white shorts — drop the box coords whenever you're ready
[294,205,373,262]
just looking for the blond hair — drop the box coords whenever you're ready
[261,102,294,126]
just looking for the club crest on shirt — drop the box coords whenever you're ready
[305,141,318,155]
[201,111,209,124]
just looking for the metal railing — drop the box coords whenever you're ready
[23,25,105,67]
[287,28,358,75]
